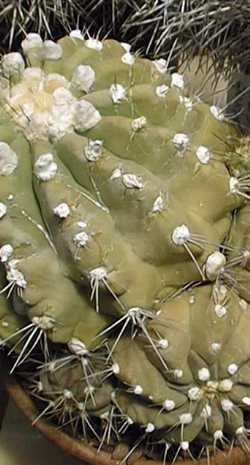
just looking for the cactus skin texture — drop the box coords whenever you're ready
[1,33,250,463]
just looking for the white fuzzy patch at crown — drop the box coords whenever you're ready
[0,244,13,263]
[155,84,169,98]
[196,146,211,164]
[34,153,58,181]
[134,385,143,395]
[53,203,70,219]
[0,202,7,218]
[71,65,95,93]
[171,73,184,89]
[2,53,25,78]
[85,140,103,162]
[145,423,155,433]
[73,100,101,132]
[85,38,103,51]
[218,379,233,392]
[110,83,127,104]
[0,143,18,176]
[122,174,144,189]
[110,168,122,180]
[153,59,168,74]
[6,261,27,288]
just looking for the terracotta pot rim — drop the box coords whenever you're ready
[4,374,250,465]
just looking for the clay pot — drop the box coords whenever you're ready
[1,371,248,465]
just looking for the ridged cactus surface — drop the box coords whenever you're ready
[1,33,250,462]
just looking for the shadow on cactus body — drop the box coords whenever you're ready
[1,32,250,463]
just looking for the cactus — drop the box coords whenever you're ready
[1,33,250,463]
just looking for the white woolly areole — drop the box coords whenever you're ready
[198,367,210,382]
[188,386,201,401]
[214,430,223,441]
[211,342,222,353]
[34,153,58,181]
[171,73,184,89]
[110,83,127,104]
[122,51,135,66]
[90,266,108,281]
[110,168,122,180]
[152,194,165,213]
[0,143,18,176]
[0,244,13,263]
[214,304,227,318]
[239,299,248,310]
[201,405,212,418]
[63,389,73,399]
[112,363,120,374]
[2,53,25,78]
[172,224,190,245]
[179,96,193,112]
[153,59,168,74]
[205,251,226,280]
[218,379,233,392]
[121,43,131,52]
[43,41,63,60]
[196,146,211,164]
[70,30,84,41]
[158,338,169,349]
[227,363,238,375]
[155,84,169,98]
[179,413,193,425]
[242,397,250,406]
[181,442,189,451]
[32,315,55,330]
[122,174,144,189]
[163,399,175,411]
[210,105,224,121]
[145,423,155,433]
[6,262,27,289]
[53,203,70,219]
[73,231,89,247]
[229,177,239,194]
[68,337,88,356]
[85,140,103,162]
[172,133,189,153]
[131,116,147,131]
[71,65,95,93]
[21,33,43,53]
[174,369,183,379]
[134,385,143,395]
[221,398,233,412]
[236,427,245,436]
[73,100,101,132]
[85,38,103,51]
[0,202,7,219]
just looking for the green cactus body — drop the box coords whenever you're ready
[0,33,250,462]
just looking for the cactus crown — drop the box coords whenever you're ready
[0,32,250,464]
